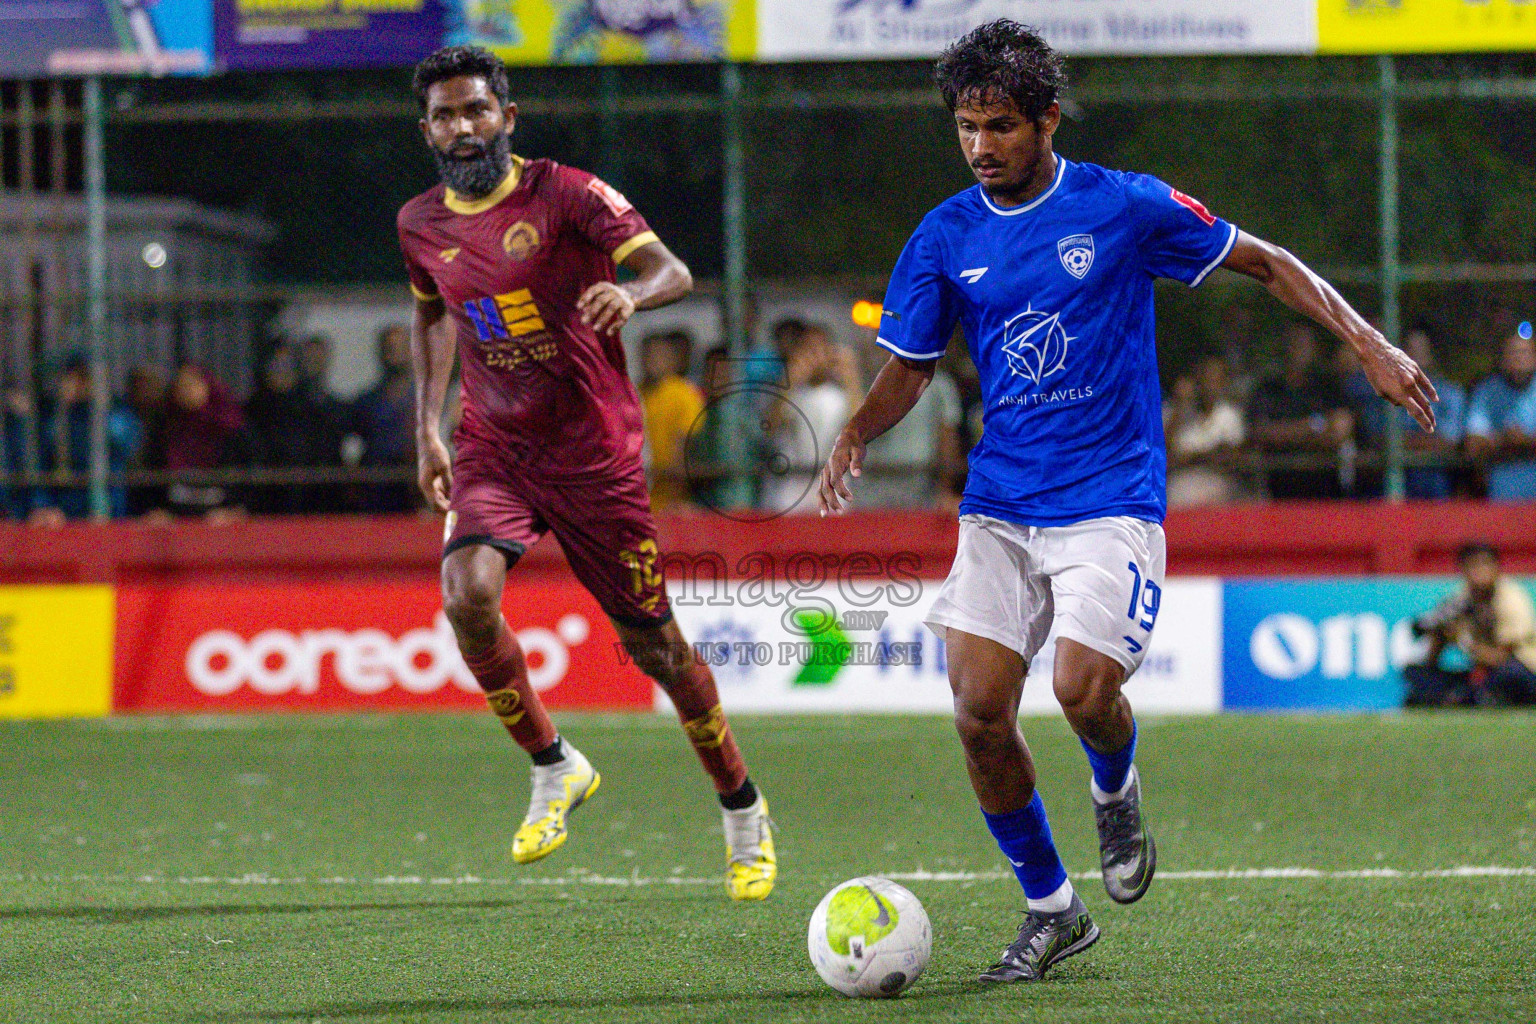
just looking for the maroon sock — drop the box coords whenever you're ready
[461,618,557,755]
[668,660,749,796]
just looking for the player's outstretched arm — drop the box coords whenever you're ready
[578,240,693,336]
[1222,230,1438,432]
[820,354,937,516]
[411,294,455,513]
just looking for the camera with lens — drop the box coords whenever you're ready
[1411,594,1471,639]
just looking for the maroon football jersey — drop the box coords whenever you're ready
[397,156,660,478]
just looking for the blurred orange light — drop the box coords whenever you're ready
[851,300,883,329]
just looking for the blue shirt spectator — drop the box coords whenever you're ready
[351,324,417,512]
[1350,326,1466,499]
[741,316,803,392]
[39,355,141,519]
[1466,330,1536,500]
[3,383,42,519]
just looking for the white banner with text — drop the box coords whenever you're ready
[757,0,1318,61]
[663,578,1222,714]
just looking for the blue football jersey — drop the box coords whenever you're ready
[878,157,1237,526]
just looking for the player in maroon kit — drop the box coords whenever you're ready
[398,46,775,900]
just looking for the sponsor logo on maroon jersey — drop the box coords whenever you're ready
[587,177,633,216]
[502,221,541,260]
[464,289,546,341]
[463,289,558,369]
[1170,188,1217,227]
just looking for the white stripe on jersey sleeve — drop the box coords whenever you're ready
[876,336,945,361]
[1190,222,1239,288]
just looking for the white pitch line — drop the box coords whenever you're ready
[896,867,1536,882]
[0,866,1532,889]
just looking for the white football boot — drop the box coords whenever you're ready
[512,743,600,864]
[722,793,777,900]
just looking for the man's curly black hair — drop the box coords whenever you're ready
[934,20,1066,122]
[412,45,511,112]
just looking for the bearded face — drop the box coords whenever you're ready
[432,129,512,198]
[420,74,517,199]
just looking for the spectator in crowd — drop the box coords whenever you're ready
[2,378,40,519]
[944,342,985,477]
[1336,324,1466,499]
[244,345,311,513]
[1246,323,1354,499]
[298,333,351,504]
[639,329,705,511]
[248,337,349,512]
[686,344,764,511]
[854,339,964,510]
[699,344,731,391]
[1397,325,1467,498]
[1164,356,1246,506]
[297,334,334,401]
[1336,341,1378,496]
[161,363,245,518]
[34,353,142,521]
[125,364,168,515]
[1404,542,1536,707]
[352,323,418,512]
[1214,305,1259,406]
[1336,331,1372,419]
[1466,328,1536,500]
[762,323,861,514]
[743,316,804,392]
[687,345,728,506]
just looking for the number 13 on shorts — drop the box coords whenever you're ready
[1123,561,1161,655]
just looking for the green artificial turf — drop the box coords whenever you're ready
[1,712,1532,1023]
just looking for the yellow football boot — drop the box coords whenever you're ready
[722,794,777,900]
[512,745,600,865]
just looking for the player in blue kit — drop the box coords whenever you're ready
[820,20,1438,983]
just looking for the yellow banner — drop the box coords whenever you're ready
[0,586,114,720]
[458,0,754,65]
[1319,0,1536,53]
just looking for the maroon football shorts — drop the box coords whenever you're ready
[442,434,670,627]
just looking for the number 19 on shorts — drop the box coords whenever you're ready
[1123,561,1161,655]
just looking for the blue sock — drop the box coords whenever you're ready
[1081,719,1137,795]
[981,792,1067,901]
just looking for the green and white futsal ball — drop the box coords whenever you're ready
[807,876,931,997]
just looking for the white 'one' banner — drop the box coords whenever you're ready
[662,578,1221,714]
[756,0,1318,61]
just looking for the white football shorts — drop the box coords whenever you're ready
[924,513,1166,674]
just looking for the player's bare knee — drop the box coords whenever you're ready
[442,566,501,639]
[620,632,689,685]
[621,639,669,682]
[952,699,1014,756]
[1055,671,1116,726]
[1053,645,1125,722]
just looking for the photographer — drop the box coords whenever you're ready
[1405,543,1536,707]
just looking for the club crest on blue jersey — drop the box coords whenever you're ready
[1057,234,1095,279]
[1001,306,1073,385]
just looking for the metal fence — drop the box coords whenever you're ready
[2,55,1534,517]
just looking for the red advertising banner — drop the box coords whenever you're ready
[114,581,653,712]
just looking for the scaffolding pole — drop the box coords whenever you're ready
[597,65,620,185]
[1378,55,1406,502]
[13,82,41,494]
[85,75,110,520]
[721,62,747,361]
[718,62,753,508]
